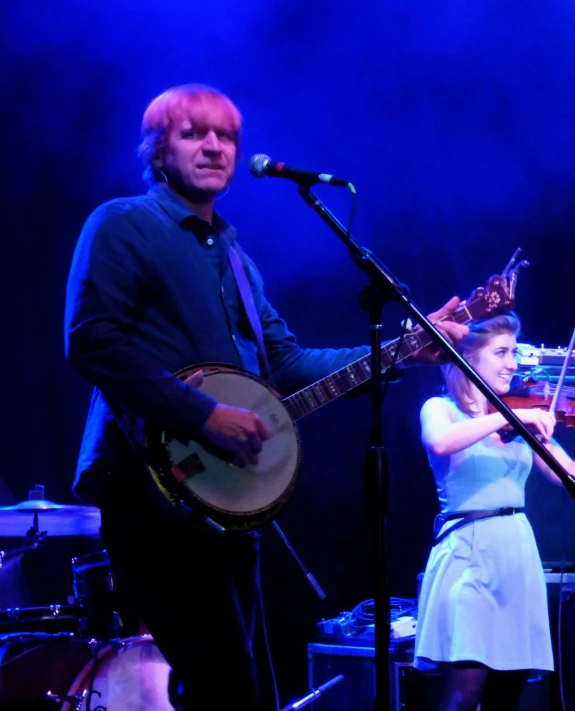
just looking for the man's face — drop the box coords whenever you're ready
[160,98,239,202]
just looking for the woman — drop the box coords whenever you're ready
[414,313,575,711]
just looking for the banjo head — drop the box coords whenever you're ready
[147,364,302,533]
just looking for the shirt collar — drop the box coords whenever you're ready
[148,182,237,241]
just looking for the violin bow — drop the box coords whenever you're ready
[549,325,575,416]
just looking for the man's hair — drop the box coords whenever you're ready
[441,312,521,415]
[137,84,243,185]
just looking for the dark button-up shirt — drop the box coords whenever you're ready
[65,184,384,503]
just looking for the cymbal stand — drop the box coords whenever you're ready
[0,518,47,567]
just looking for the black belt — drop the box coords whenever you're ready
[433,506,525,546]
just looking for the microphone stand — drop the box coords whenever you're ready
[280,674,344,711]
[297,184,574,711]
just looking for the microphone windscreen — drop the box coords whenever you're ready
[248,154,270,178]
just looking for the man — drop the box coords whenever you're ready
[65,84,468,710]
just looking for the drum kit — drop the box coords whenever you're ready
[0,486,173,710]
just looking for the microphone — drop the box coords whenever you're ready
[248,154,352,188]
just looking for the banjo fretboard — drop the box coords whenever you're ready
[282,294,484,421]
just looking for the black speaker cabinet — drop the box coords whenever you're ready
[307,642,443,711]
[308,573,575,710]
[546,573,575,710]
[308,642,551,711]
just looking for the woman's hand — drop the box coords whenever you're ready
[513,408,556,442]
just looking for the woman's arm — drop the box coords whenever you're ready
[534,440,575,487]
[421,398,557,457]
[420,397,507,456]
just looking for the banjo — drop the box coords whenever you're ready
[145,273,518,533]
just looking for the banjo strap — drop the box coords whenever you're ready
[228,246,273,384]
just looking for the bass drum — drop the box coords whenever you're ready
[71,550,148,640]
[0,634,172,710]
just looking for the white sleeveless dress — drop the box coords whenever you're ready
[414,399,553,671]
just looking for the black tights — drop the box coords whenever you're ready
[438,662,529,711]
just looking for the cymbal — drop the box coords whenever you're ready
[0,499,101,537]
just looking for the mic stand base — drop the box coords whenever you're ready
[280,674,344,711]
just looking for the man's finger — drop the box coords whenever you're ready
[437,321,469,344]
[242,442,259,466]
[427,296,461,322]
[247,431,263,455]
[255,416,272,441]
[184,370,205,388]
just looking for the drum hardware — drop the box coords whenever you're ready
[44,688,89,710]
[0,634,172,710]
[53,637,103,711]
[0,531,48,567]
[70,550,144,640]
[0,605,79,635]
[0,488,164,708]
[4,603,63,622]
[0,484,101,538]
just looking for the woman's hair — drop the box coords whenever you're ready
[441,312,521,415]
[137,84,243,185]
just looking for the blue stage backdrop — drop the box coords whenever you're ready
[1,0,574,702]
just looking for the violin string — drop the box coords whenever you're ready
[549,325,575,415]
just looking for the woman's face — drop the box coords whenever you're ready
[471,332,519,395]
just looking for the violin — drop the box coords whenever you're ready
[489,326,575,438]
[485,327,575,498]
[496,375,575,427]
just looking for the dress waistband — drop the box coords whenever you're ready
[433,506,525,546]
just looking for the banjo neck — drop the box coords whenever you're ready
[282,288,500,422]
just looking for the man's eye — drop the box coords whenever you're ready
[217,132,234,142]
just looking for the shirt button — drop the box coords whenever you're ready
[206,237,214,247]
[232,334,236,341]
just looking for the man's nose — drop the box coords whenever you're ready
[202,131,222,152]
